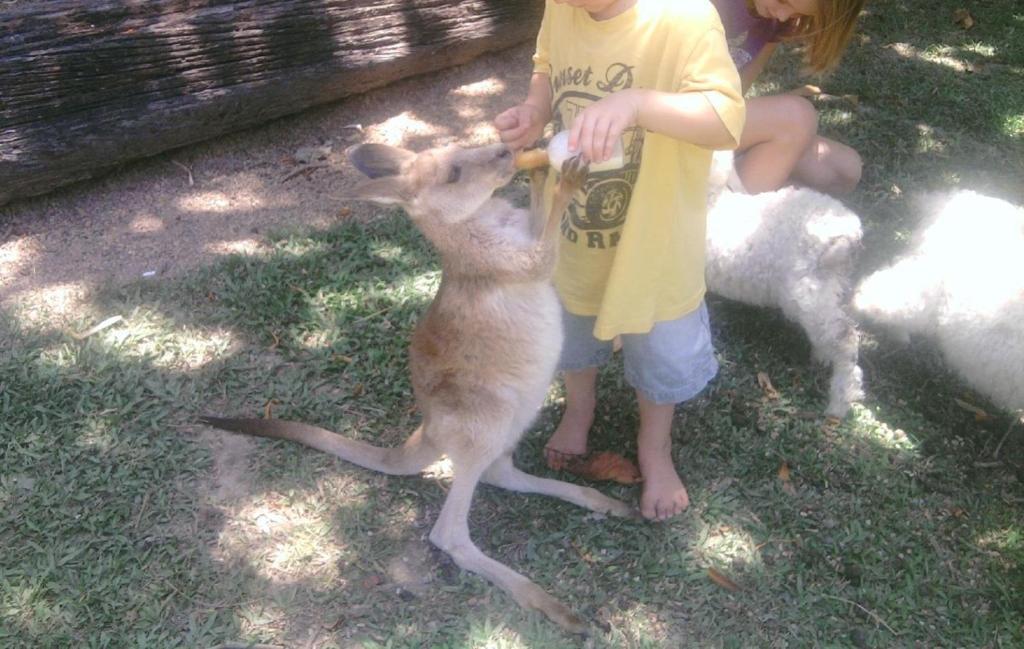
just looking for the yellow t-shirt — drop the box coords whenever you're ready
[533,0,744,340]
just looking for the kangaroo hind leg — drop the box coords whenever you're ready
[483,454,638,519]
[429,444,588,634]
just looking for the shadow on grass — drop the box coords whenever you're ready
[4,3,1024,640]
[6,205,1019,647]
[761,0,1024,274]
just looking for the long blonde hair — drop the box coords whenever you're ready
[779,0,867,73]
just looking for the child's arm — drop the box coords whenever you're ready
[568,24,744,164]
[494,72,553,151]
[568,87,740,164]
[739,42,777,94]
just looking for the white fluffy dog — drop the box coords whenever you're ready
[705,152,865,417]
[853,191,1024,414]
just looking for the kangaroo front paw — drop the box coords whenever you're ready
[558,156,589,195]
[529,166,549,187]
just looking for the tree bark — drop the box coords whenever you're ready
[0,0,543,207]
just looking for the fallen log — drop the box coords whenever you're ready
[0,0,543,207]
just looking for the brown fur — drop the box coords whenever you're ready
[201,142,635,633]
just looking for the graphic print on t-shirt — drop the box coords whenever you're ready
[551,63,645,251]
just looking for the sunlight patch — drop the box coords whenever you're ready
[455,103,485,121]
[960,43,996,57]
[889,42,974,73]
[412,270,441,295]
[848,407,917,451]
[0,237,40,288]
[74,313,239,371]
[422,455,453,481]
[452,78,506,98]
[465,120,501,144]
[216,493,349,586]
[21,283,86,321]
[140,327,234,371]
[369,111,444,147]
[462,621,530,648]
[976,527,1022,555]
[698,523,762,567]
[369,242,407,262]
[128,213,164,234]
[607,603,672,645]
[822,110,854,126]
[75,417,118,453]
[1004,112,1023,138]
[205,238,270,257]
[3,582,76,639]
[915,123,946,154]
[178,189,265,214]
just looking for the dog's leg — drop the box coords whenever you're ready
[780,280,864,417]
[429,443,587,634]
[199,417,441,475]
[823,322,864,418]
[482,454,638,519]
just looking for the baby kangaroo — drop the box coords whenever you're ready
[201,142,635,633]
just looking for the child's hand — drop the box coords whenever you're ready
[568,90,640,164]
[494,104,546,151]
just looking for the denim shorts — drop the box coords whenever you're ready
[559,302,718,405]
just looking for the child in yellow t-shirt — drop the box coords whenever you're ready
[495,0,744,520]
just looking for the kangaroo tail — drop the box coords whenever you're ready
[199,417,441,476]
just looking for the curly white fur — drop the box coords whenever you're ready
[705,152,864,417]
[853,190,1024,413]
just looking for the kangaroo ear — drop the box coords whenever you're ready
[348,176,412,205]
[348,143,415,179]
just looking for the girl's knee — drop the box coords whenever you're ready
[828,141,863,194]
[743,94,818,149]
[778,95,819,143]
[841,151,863,193]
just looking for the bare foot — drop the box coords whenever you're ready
[637,443,689,521]
[635,395,689,520]
[544,400,593,470]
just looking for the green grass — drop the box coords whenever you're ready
[2,1,1023,647]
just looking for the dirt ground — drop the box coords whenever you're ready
[0,43,535,327]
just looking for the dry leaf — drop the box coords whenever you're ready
[778,461,797,496]
[707,567,741,592]
[571,541,597,564]
[953,8,975,30]
[757,372,780,400]
[72,315,124,340]
[263,399,279,420]
[778,462,791,482]
[953,397,994,422]
[361,574,382,589]
[568,451,643,484]
[790,84,822,97]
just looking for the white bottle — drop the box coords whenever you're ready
[546,130,625,172]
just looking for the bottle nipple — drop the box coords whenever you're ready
[547,130,625,172]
